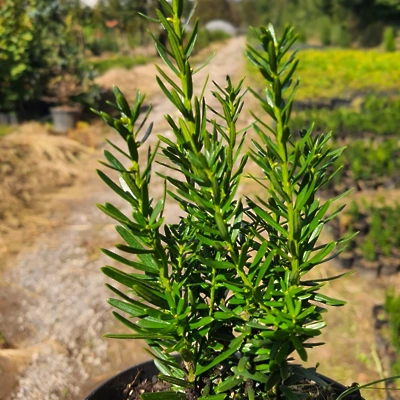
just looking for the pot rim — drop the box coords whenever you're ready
[84,359,349,400]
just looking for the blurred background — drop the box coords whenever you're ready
[1,0,400,399]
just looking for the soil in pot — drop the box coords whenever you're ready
[85,360,170,400]
[85,360,365,400]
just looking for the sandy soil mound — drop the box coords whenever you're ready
[0,123,89,232]
[96,64,159,101]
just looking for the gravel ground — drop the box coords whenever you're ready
[0,36,246,400]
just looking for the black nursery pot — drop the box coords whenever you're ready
[0,111,19,125]
[85,360,360,400]
[85,360,158,400]
[50,106,81,133]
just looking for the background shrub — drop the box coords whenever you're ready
[86,33,120,56]
[332,25,351,48]
[359,21,384,48]
[0,0,95,112]
[320,17,332,46]
[384,26,397,52]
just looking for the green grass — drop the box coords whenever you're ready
[89,55,153,75]
[248,49,400,101]
[0,125,14,136]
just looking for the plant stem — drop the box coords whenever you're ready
[271,59,299,284]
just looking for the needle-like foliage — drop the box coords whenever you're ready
[94,1,354,398]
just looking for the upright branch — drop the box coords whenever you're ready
[244,23,355,396]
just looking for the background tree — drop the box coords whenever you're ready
[317,0,400,46]
[0,0,35,111]
[239,0,270,27]
[0,0,94,114]
[194,0,235,25]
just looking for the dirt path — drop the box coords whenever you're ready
[0,37,246,400]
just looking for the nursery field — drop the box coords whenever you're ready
[1,38,400,400]
[247,46,400,397]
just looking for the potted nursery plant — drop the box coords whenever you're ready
[43,25,97,134]
[45,57,98,133]
[87,1,366,399]
[46,73,83,133]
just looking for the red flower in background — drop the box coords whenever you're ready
[105,20,118,29]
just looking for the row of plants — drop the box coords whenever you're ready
[248,49,400,102]
[333,202,400,276]
[291,95,400,138]
[90,1,367,398]
[321,138,400,194]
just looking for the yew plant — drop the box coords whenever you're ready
[95,0,354,398]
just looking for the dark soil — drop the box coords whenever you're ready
[120,368,365,400]
[123,371,171,400]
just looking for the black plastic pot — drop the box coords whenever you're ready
[85,360,158,400]
[85,360,360,400]
[0,111,19,125]
[0,112,8,125]
[50,106,81,133]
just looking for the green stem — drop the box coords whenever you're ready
[274,86,299,283]
[209,268,216,316]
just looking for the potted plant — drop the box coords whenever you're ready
[45,62,98,134]
[37,1,98,134]
[88,1,365,399]
[44,73,83,133]
[44,50,98,133]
